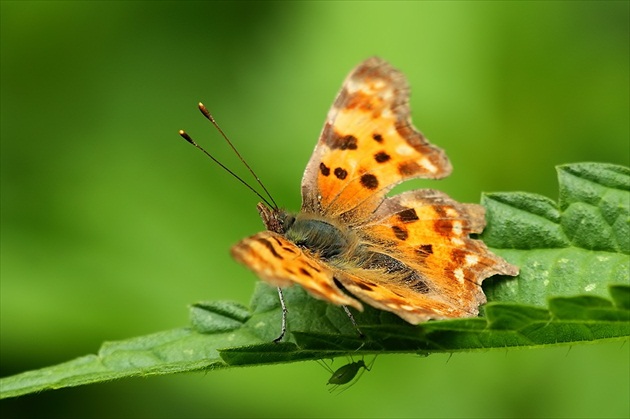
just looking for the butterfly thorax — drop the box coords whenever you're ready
[285,213,357,261]
[257,203,357,261]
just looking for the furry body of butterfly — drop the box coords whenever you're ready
[231,57,519,327]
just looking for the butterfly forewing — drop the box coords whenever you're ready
[231,231,362,310]
[301,57,452,223]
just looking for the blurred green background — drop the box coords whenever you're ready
[1,1,628,418]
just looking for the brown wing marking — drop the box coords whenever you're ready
[231,231,363,310]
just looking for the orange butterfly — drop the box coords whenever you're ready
[190,57,519,340]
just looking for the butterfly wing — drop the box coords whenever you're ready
[231,231,363,311]
[301,57,452,223]
[334,189,518,323]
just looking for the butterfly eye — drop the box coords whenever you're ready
[283,214,296,231]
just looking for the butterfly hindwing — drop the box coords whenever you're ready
[333,189,519,323]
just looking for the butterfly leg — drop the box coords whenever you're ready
[342,305,364,338]
[273,287,288,343]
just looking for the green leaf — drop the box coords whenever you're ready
[0,329,228,399]
[1,163,628,399]
[482,163,629,307]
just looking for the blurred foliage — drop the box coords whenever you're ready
[1,1,628,418]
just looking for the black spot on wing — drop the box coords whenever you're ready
[319,162,330,176]
[360,174,378,189]
[374,151,391,163]
[334,167,348,180]
[397,208,419,223]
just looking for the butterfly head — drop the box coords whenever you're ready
[256,202,294,235]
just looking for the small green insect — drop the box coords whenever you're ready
[319,357,375,393]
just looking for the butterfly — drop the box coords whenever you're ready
[223,57,517,338]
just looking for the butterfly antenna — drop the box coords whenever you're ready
[178,130,275,209]
[197,103,278,209]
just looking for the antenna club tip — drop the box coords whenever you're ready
[197,103,213,121]
[178,130,196,145]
